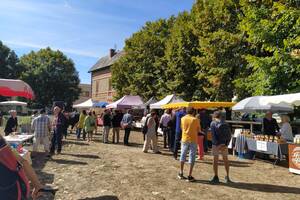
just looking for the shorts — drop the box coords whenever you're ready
[212,145,228,156]
[180,142,197,164]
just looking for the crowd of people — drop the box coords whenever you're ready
[1,102,297,199]
[139,107,232,183]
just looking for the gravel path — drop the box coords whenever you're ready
[30,131,299,200]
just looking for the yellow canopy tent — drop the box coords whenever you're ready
[162,101,236,109]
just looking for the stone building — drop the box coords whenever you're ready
[89,49,124,103]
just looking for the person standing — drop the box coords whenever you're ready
[263,111,280,136]
[159,109,172,148]
[92,111,97,135]
[178,107,200,182]
[143,111,161,154]
[173,108,186,160]
[279,115,294,142]
[121,110,133,146]
[84,111,95,142]
[50,106,66,155]
[112,110,123,144]
[168,111,177,152]
[31,109,51,154]
[4,110,18,136]
[210,111,232,184]
[199,109,211,152]
[103,109,112,143]
[76,110,87,140]
[62,111,69,139]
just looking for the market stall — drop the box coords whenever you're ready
[232,94,299,165]
[106,95,144,109]
[0,78,34,99]
[162,101,236,109]
[232,96,294,113]
[0,100,28,106]
[150,94,184,109]
[0,79,34,162]
[73,98,94,108]
[234,131,288,164]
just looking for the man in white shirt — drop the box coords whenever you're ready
[159,109,172,148]
[31,109,51,154]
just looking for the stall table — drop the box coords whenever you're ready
[235,135,288,165]
[4,134,34,145]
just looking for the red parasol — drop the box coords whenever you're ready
[0,78,34,100]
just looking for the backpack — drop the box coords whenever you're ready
[0,145,30,200]
[89,117,95,127]
[142,117,150,135]
[216,121,232,145]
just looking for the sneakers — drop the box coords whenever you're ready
[209,176,220,184]
[224,176,233,184]
[187,176,195,182]
[177,173,184,180]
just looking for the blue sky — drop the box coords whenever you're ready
[0,0,194,83]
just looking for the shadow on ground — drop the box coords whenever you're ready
[63,140,90,146]
[49,158,88,165]
[78,195,119,200]
[195,179,300,194]
[61,153,100,159]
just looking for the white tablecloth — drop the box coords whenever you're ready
[4,134,34,144]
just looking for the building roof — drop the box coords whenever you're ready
[89,50,125,73]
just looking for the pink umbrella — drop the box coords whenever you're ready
[0,79,34,100]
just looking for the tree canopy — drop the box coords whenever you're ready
[20,48,81,108]
[112,0,300,101]
[0,41,24,79]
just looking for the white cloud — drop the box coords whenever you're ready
[3,40,100,58]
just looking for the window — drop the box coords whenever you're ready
[95,81,99,93]
[109,78,112,91]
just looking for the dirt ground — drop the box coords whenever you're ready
[22,130,300,200]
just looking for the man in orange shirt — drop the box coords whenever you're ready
[178,107,200,182]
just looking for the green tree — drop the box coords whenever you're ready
[112,18,175,100]
[236,0,300,96]
[0,41,24,79]
[20,47,81,107]
[192,0,247,101]
[164,11,203,100]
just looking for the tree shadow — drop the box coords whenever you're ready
[49,158,88,165]
[63,140,90,146]
[60,153,100,159]
[197,160,253,168]
[194,179,300,194]
[78,195,119,200]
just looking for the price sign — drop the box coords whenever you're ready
[257,141,267,151]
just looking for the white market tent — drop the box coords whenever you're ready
[232,96,294,112]
[0,101,27,106]
[73,98,94,108]
[263,92,300,107]
[150,94,184,109]
[106,95,144,109]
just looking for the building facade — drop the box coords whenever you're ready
[89,49,124,103]
[73,83,91,105]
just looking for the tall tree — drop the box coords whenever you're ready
[236,0,300,96]
[112,18,175,100]
[164,11,203,100]
[20,47,81,108]
[0,41,24,79]
[192,0,247,101]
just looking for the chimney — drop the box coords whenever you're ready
[109,49,116,58]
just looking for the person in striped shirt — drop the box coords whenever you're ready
[31,109,51,154]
